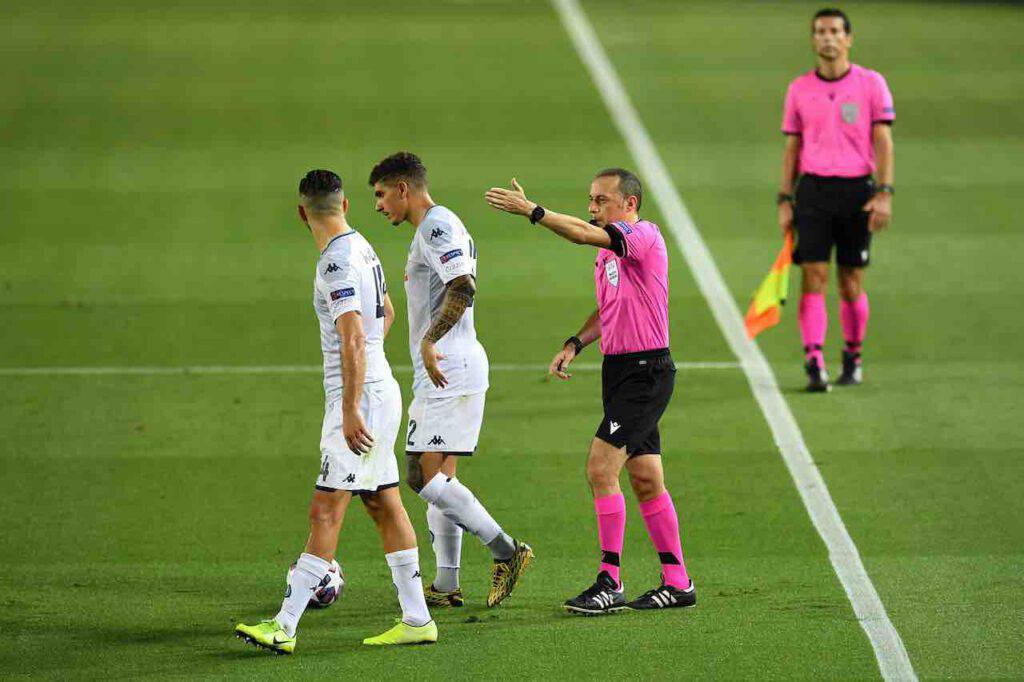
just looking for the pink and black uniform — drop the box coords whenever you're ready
[782,63,894,366]
[590,218,691,596]
[593,219,675,456]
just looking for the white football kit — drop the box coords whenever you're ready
[313,229,401,493]
[404,205,488,455]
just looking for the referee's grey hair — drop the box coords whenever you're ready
[595,167,643,211]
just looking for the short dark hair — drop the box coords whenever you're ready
[299,169,344,214]
[595,167,643,211]
[813,8,851,34]
[368,151,428,188]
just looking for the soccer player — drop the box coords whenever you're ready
[485,169,694,615]
[235,170,436,654]
[778,7,895,391]
[369,152,533,609]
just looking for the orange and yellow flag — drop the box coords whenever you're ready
[744,231,794,339]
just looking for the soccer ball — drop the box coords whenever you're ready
[287,559,345,608]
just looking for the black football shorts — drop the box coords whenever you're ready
[595,349,676,457]
[793,174,875,268]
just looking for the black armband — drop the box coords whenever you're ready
[564,335,584,355]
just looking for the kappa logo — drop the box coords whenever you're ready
[430,228,444,240]
[427,435,446,447]
[324,263,340,274]
[412,570,421,579]
[344,473,356,483]
[609,421,621,434]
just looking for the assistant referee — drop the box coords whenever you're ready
[777,8,895,392]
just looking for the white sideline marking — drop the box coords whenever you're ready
[0,361,739,377]
[552,1,916,679]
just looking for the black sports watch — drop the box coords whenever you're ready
[876,184,895,195]
[776,192,795,206]
[529,204,546,225]
[564,335,584,355]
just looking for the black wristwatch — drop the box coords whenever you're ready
[776,192,795,206]
[564,335,584,355]
[876,184,895,195]
[529,204,546,225]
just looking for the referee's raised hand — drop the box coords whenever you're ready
[485,178,534,216]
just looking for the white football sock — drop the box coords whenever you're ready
[275,552,330,637]
[427,502,462,591]
[419,473,512,559]
[385,548,432,627]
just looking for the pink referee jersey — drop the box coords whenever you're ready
[782,63,895,177]
[594,220,669,355]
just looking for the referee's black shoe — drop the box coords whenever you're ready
[836,350,863,386]
[626,579,696,611]
[563,571,626,616]
[804,357,831,393]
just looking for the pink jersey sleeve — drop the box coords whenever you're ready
[871,71,895,123]
[782,80,802,134]
[609,220,653,261]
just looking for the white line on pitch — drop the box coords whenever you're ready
[551,1,916,679]
[0,361,739,377]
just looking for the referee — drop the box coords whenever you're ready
[778,8,895,392]
[486,171,694,615]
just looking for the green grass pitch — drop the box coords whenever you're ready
[2,1,1022,678]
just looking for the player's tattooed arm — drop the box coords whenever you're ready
[423,275,476,344]
[421,275,476,388]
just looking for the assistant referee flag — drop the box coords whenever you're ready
[745,231,794,339]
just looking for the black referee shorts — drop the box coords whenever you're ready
[793,174,876,268]
[595,348,676,457]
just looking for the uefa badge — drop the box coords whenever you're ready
[605,259,619,287]
[841,102,859,124]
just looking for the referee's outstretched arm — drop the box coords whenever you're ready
[485,179,613,249]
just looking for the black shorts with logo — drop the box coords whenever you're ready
[794,174,876,268]
[595,348,676,457]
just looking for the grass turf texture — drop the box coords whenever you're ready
[1,0,1022,678]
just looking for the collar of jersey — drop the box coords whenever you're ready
[814,65,853,83]
[321,230,357,254]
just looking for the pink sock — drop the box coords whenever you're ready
[840,293,869,356]
[639,492,690,589]
[594,493,626,587]
[799,292,827,365]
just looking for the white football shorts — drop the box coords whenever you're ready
[405,391,486,456]
[316,376,402,494]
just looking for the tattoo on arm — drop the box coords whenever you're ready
[424,274,476,343]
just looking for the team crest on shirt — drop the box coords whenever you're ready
[841,102,859,124]
[605,259,619,287]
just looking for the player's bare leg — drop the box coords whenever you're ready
[408,454,465,606]
[359,487,436,645]
[800,262,831,392]
[409,452,532,607]
[837,265,868,385]
[236,489,353,654]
